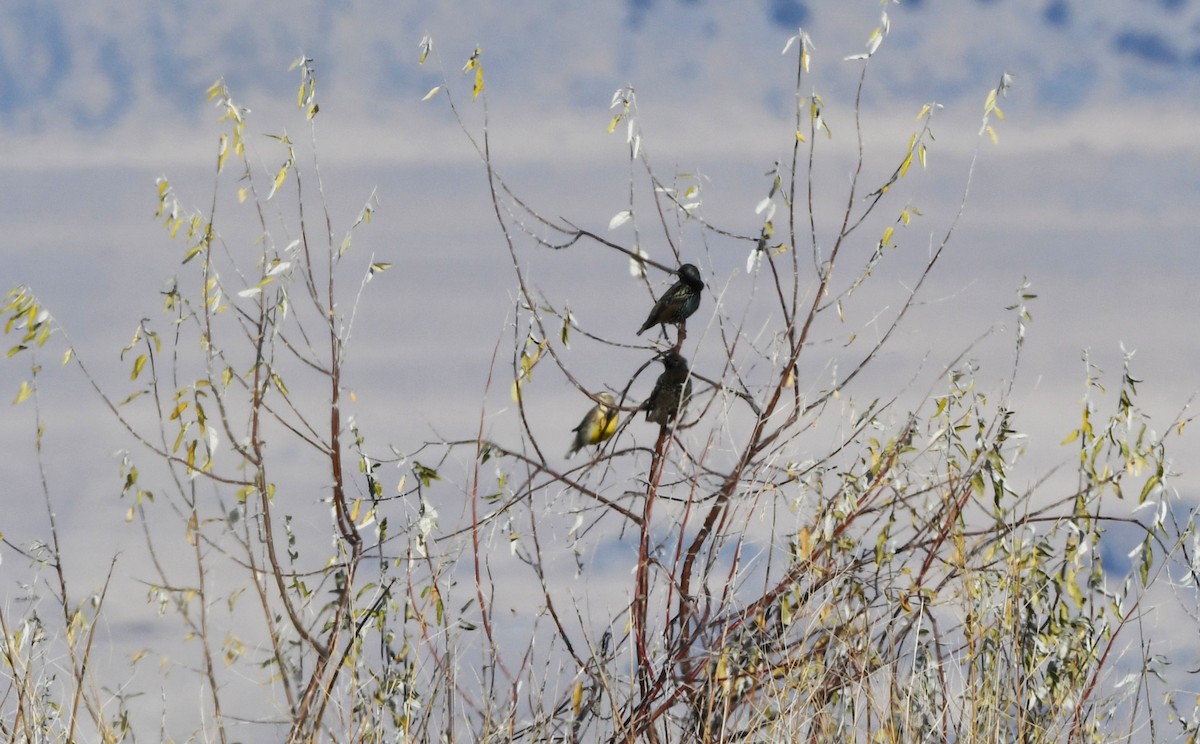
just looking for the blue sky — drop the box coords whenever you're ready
[3,0,1200,737]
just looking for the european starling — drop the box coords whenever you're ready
[566,392,619,459]
[643,352,693,426]
[636,263,704,335]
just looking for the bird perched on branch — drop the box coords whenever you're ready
[636,263,704,336]
[566,392,619,459]
[644,352,692,427]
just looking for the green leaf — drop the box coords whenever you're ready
[970,471,985,498]
[1138,475,1160,503]
[413,462,440,488]
[1065,569,1084,607]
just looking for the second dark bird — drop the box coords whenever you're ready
[636,263,704,335]
[644,351,693,427]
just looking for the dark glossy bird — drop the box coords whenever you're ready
[636,263,704,336]
[643,352,693,427]
[566,392,619,459]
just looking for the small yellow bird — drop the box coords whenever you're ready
[566,392,619,459]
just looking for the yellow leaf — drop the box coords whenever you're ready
[881,226,894,246]
[217,134,229,174]
[607,114,622,134]
[900,209,911,226]
[795,130,806,142]
[983,88,997,115]
[421,85,442,102]
[796,526,812,560]
[985,125,998,144]
[132,354,147,381]
[918,145,927,168]
[269,162,289,200]
[916,103,931,120]
[62,347,73,366]
[237,188,248,204]
[13,380,33,405]
[472,65,484,100]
